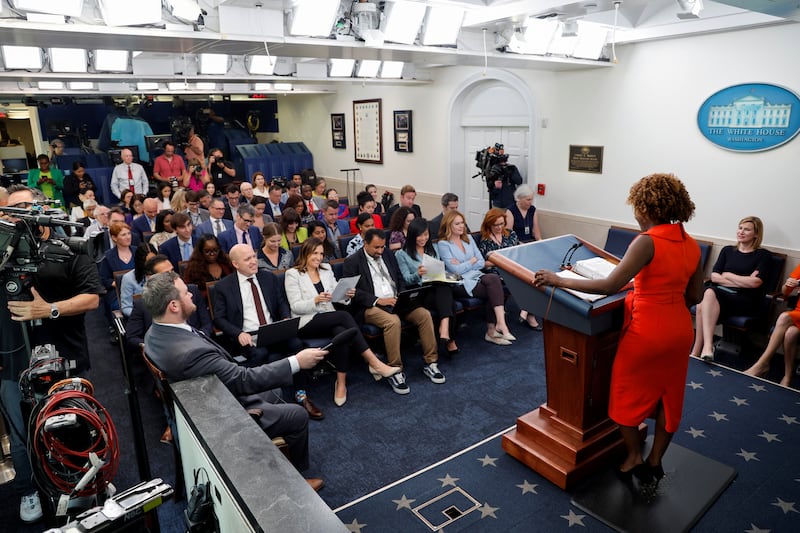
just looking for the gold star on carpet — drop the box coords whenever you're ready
[561,509,586,527]
[708,411,728,422]
[517,480,538,494]
[392,494,415,510]
[736,449,759,462]
[438,473,460,487]
[757,430,781,443]
[477,454,498,467]
[478,503,499,519]
[346,518,366,532]
[771,497,798,514]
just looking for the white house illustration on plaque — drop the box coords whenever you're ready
[708,94,791,128]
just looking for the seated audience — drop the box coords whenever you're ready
[690,216,771,361]
[185,190,210,229]
[156,182,173,211]
[266,184,285,219]
[343,229,444,395]
[437,210,515,345]
[478,208,540,330]
[129,194,146,222]
[63,161,97,209]
[258,223,294,272]
[365,183,383,215]
[279,208,308,251]
[171,189,188,215]
[159,212,197,271]
[70,189,96,222]
[252,172,269,197]
[385,184,422,224]
[204,181,219,199]
[744,264,800,387]
[118,189,134,221]
[142,270,325,486]
[99,222,135,314]
[222,184,241,220]
[197,189,212,210]
[119,242,157,317]
[196,198,233,238]
[346,213,375,257]
[301,184,319,218]
[240,181,256,205]
[182,234,234,299]
[285,238,400,406]
[321,200,349,255]
[312,178,327,206]
[388,206,415,251]
[219,204,262,253]
[131,198,160,243]
[428,193,460,239]
[396,218,460,354]
[249,196,273,230]
[507,184,541,243]
[149,210,175,251]
[325,188,349,219]
[285,194,315,226]
[307,221,339,262]
[184,158,208,191]
[350,191,384,233]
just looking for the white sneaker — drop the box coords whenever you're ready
[20,492,43,523]
[423,363,446,384]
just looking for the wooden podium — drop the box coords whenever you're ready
[489,235,645,490]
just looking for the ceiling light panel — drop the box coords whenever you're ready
[68,82,94,90]
[94,49,129,72]
[2,45,43,70]
[357,60,381,78]
[381,1,427,45]
[195,82,216,91]
[38,81,64,90]
[289,0,339,37]
[248,55,277,75]
[199,54,229,75]
[168,82,188,90]
[329,59,355,77]
[421,6,464,46]
[49,48,88,73]
[572,22,609,60]
[137,82,159,91]
[97,0,161,26]
[380,61,404,78]
[9,0,84,17]
[523,18,561,55]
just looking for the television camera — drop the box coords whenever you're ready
[473,142,510,190]
[0,201,102,302]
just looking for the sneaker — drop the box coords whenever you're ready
[423,363,446,384]
[20,492,43,523]
[387,372,410,395]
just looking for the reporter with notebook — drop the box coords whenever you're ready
[213,244,324,420]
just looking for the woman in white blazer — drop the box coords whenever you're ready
[284,238,399,406]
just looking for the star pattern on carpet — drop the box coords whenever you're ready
[561,509,586,527]
[730,396,749,406]
[438,473,459,487]
[771,497,798,514]
[478,503,499,519]
[392,494,415,510]
[778,414,798,425]
[708,411,729,421]
[478,454,498,467]
[707,369,723,377]
[685,427,706,438]
[744,524,770,533]
[757,431,781,443]
[345,518,366,532]
[517,480,538,495]
[748,383,767,392]
[736,448,760,462]
[687,381,704,390]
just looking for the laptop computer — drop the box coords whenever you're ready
[391,285,432,314]
[255,317,301,348]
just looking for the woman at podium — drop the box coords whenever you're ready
[534,173,704,486]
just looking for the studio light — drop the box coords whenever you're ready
[9,0,83,17]
[380,61,404,79]
[420,6,464,46]
[49,48,88,73]
[93,50,129,72]
[97,0,161,26]
[199,54,229,75]
[571,22,609,60]
[329,59,355,77]
[356,60,381,78]
[137,82,159,91]
[68,82,95,90]
[2,45,43,70]
[195,82,216,91]
[522,18,561,55]
[288,0,339,37]
[38,81,64,90]
[248,55,277,76]
[381,1,427,45]
[168,82,188,90]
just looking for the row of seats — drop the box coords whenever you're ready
[234,142,313,184]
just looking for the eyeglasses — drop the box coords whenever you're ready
[203,248,220,255]
[240,218,254,224]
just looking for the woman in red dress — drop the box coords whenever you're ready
[534,173,704,486]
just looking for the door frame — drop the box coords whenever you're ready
[446,69,537,206]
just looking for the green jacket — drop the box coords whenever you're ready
[27,167,65,209]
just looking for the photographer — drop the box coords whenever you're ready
[184,158,208,192]
[1,185,104,523]
[207,147,235,191]
[152,141,188,187]
[487,154,522,209]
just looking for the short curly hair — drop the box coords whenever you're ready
[627,173,695,224]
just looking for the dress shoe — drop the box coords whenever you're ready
[334,382,347,407]
[369,365,401,381]
[519,316,543,331]
[485,333,511,346]
[492,329,517,342]
[305,478,325,492]
[302,398,324,420]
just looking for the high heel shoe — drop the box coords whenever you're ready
[616,463,647,482]
[439,337,460,356]
[334,382,346,407]
[369,365,401,381]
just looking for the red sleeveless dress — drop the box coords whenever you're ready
[608,223,700,432]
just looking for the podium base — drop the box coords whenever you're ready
[502,406,647,490]
[570,438,736,533]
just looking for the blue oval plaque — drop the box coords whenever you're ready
[697,83,800,152]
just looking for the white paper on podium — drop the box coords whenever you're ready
[556,270,607,302]
[332,275,360,303]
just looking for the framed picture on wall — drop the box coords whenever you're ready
[331,113,345,149]
[353,99,382,163]
[393,110,412,153]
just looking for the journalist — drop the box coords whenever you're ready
[488,153,523,209]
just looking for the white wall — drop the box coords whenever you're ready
[275,22,800,251]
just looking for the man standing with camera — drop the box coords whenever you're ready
[207,148,236,191]
[152,141,188,187]
[488,153,523,209]
[0,186,104,523]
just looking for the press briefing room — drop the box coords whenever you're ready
[0,0,798,532]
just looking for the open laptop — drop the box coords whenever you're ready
[391,285,432,314]
[255,317,301,348]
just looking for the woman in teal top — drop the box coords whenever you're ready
[27,154,65,208]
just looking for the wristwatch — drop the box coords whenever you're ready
[49,303,60,319]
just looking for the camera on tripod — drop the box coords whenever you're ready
[474,143,510,190]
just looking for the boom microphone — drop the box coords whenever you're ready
[319,327,359,351]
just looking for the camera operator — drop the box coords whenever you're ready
[152,141,188,188]
[487,154,522,209]
[1,185,104,523]
[207,147,236,191]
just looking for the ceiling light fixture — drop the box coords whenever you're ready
[329,59,355,77]
[68,82,94,90]
[420,6,464,46]
[380,61,404,78]
[288,0,339,37]
[49,48,88,73]
[357,60,381,78]
[38,81,64,90]
[137,82,159,91]
[381,1,427,45]
[195,82,216,90]
[199,53,229,75]
[2,45,43,70]
[94,49,130,72]
[248,55,277,75]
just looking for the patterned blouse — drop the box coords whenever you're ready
[477,230,520,274]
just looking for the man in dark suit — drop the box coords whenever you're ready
[321,200,350,248]
[213,244,323,420]
[385,184,422,226]
[265,184,285,219]
[343,229,443,395]
[195,198,233,238]
[218,204,262,253]
[131,197,159,243]
[158,212,196,271]
[184,190,210,230]
[222,184,240,221]
[428,192,460,240]
[142,271,325,484]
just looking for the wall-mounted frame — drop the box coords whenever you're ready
[331,113,345,149]
[568,145,604,174]
[353,99,382,163]
[393,110,412,153]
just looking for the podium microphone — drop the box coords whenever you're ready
[319,327,358,351]
[560,243,579,270]
[565,243,583,268]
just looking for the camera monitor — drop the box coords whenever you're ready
[107,145,140,166]
[144,134,174,155]
[1,158,29,173]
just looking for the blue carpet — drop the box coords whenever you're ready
[335,358,800,532]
